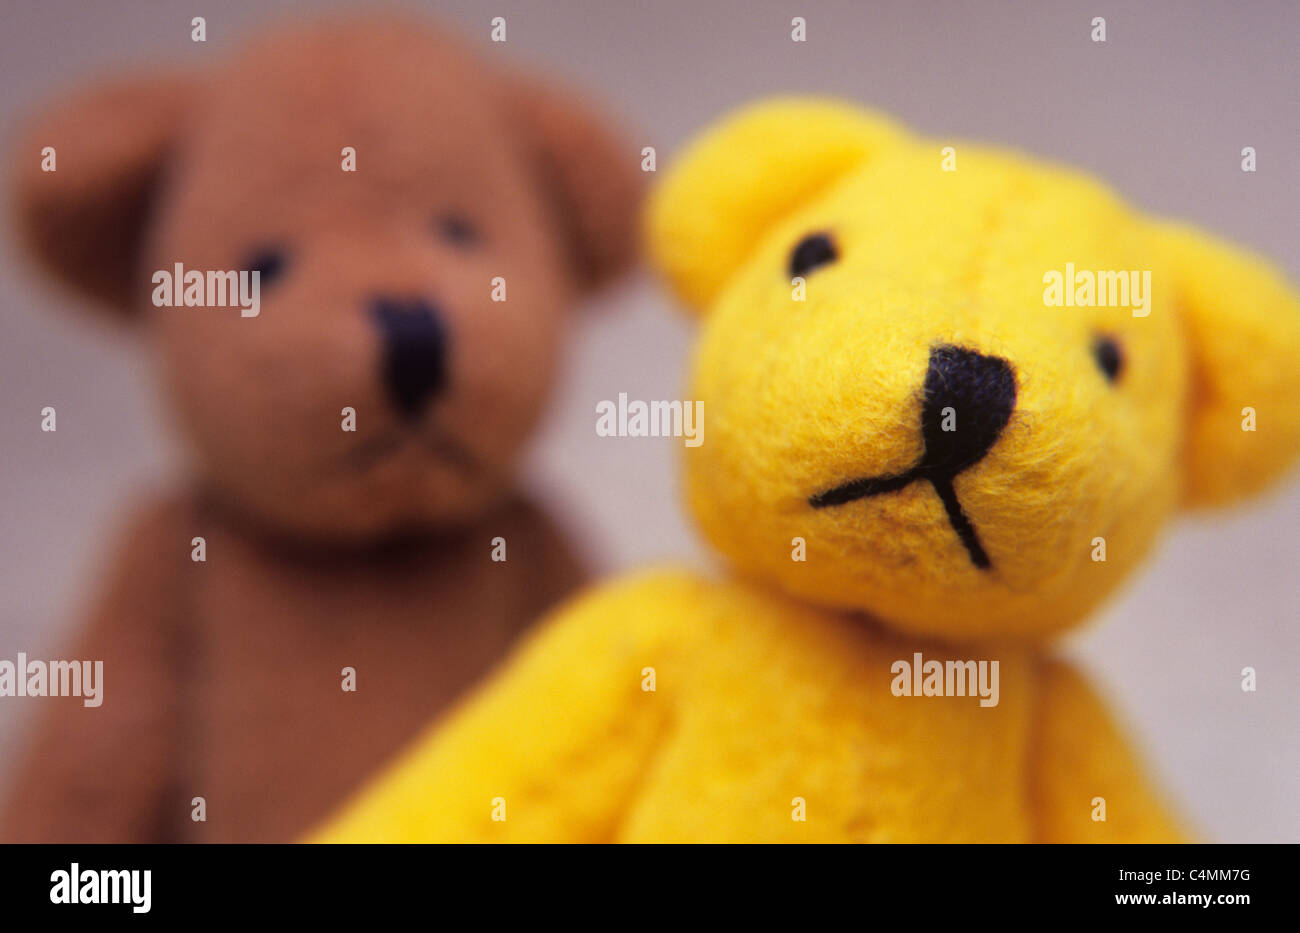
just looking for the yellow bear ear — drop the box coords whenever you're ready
[646,97,906,312]
[1152,221,1300,507]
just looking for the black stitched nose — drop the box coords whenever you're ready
[370,297,449,420]
[808,344,1016,571]
[919,345,1016,475]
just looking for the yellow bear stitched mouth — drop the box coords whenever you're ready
[809,345,1016,569]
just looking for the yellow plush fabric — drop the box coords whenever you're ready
[312,98,1300,842]
[649,99,904,311]
[312,570,1182,842]
[1148,221,1300,507]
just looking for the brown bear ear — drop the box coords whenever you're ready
[12,73,201,316]
[503,75,644,292]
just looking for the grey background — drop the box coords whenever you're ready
[1,0,1297,841]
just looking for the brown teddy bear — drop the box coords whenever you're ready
[1,16,641,842]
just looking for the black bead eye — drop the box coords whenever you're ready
[436,214,479,248]
[789,232,836,278]
[245,248,287,289]
[1092,335,1124,383]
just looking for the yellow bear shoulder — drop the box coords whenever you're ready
[312,568,1182,842]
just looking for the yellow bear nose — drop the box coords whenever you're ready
[810,346,1016,570]
[919,345,1016,476]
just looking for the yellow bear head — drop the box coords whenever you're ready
[648,98,1300,641]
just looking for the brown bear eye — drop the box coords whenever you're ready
[436,214,479,248]
[789,232,836,278]
[1092,335,1124,383]
[246,248,287,288]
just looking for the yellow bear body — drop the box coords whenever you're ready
[313,99,1300,843]
[313,570,1184,842]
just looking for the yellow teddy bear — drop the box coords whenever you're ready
[312,98,1300,842]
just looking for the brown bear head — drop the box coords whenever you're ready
[12,16,642,543]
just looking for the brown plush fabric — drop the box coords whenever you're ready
[2,15,640,841]
[3,492,586,843]
[12,74,204,313]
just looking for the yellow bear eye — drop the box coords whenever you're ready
[789,232,836,278]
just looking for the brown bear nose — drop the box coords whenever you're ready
[919,345,1017,476]
[370,297,449,421]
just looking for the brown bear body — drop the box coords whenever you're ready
[2,490,582,842]
[2,15,639,841]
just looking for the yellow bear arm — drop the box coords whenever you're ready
[1029,658,1188,843]
[307,569,704,843]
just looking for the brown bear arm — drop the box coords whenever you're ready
[497,493,590,628]
[0,497,191,842]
